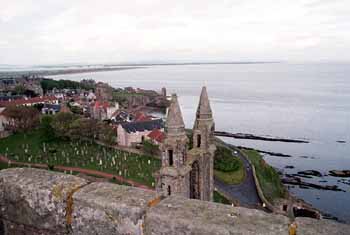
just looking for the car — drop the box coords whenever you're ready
[233,151,238,154]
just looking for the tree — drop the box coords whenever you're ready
[14,85,26,95]
[40,115,56,141]
[98,123,116,145]
[3,106,40,132]
[143,139,160,156]
[68,118,98,140]
[51,112,78,139]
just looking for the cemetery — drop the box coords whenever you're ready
[0,130,161,187]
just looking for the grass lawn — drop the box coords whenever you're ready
[0,130,161,187]
[214,168,245,185]
[242,149,286,203]
[213,191,231,205]
[214,146,245,185]
[0,161,10,170]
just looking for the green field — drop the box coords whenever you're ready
[0,130,161,187]
[213,191,231,205]
[214,168,245,185]
[214,146,246,185]
[242,149,286,203]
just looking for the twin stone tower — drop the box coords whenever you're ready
[155,86,216,201]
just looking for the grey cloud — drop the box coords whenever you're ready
[0,0,349,65]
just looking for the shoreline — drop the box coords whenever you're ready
[0,66,145,79]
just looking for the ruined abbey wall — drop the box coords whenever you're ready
[0,168,349,235]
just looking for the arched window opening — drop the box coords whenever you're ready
[190,161,200,199]
[197,134,201,148]
[168,150,173,166]
[283,205,288,212]
[168,185,171,195]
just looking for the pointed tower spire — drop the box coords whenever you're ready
[196,86,212,119]
[166,94,186,136]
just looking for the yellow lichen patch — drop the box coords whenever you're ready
[52,184,64,201]
[65,184,86,226]
[289,222,297,235]
[105,211,122,224]
[147,196,162,207]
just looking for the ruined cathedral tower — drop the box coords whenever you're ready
[155,87,216,201]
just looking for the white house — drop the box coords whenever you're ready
[0,107,10,138]
[117,119,163,147]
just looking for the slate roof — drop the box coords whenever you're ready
[43,104,61,112]
[121,119,164,133]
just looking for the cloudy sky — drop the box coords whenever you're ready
[1,0,349,65]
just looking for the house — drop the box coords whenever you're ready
[111,110,133,123]
[86,91,96,101]
[117,119,164,147]
[95,82,113,101]
[134,112,153,122]
[0,107,10,138]
[42,104,61,115]
[147,129,165,145]
[91,101,119,120]
[0,96,58,107]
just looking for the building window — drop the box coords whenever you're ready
[283,205,288,212]
[168,185,171,195]
[168,149,173,166]
[197,134,201,148]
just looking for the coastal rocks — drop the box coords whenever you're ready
[214,131,309,143]
[337,179,350,186]
[237,146,293,158]
[329,170,350,178]
[297,170,323,177]
[282,176,344,192]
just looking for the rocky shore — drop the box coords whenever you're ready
[215,131,309,143]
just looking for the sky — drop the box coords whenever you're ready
[0,0,350,65]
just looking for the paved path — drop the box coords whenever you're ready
[214,148,262,208]
[0,156,153,190]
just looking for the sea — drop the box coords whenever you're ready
[30,62,350,222]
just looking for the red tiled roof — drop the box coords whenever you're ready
[147,129,165,143]
[0,96,58,107]
[135,112,152,122]
[93,101,110,109]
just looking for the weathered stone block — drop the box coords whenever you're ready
[0,168,88,234]
[296,217,350,235]
[72,182,157,235]
[145,196,290,235]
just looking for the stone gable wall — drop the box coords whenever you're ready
[0,168,348,235]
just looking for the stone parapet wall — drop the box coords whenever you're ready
[0,168,348,235]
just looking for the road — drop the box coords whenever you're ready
[214,148,262,208]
